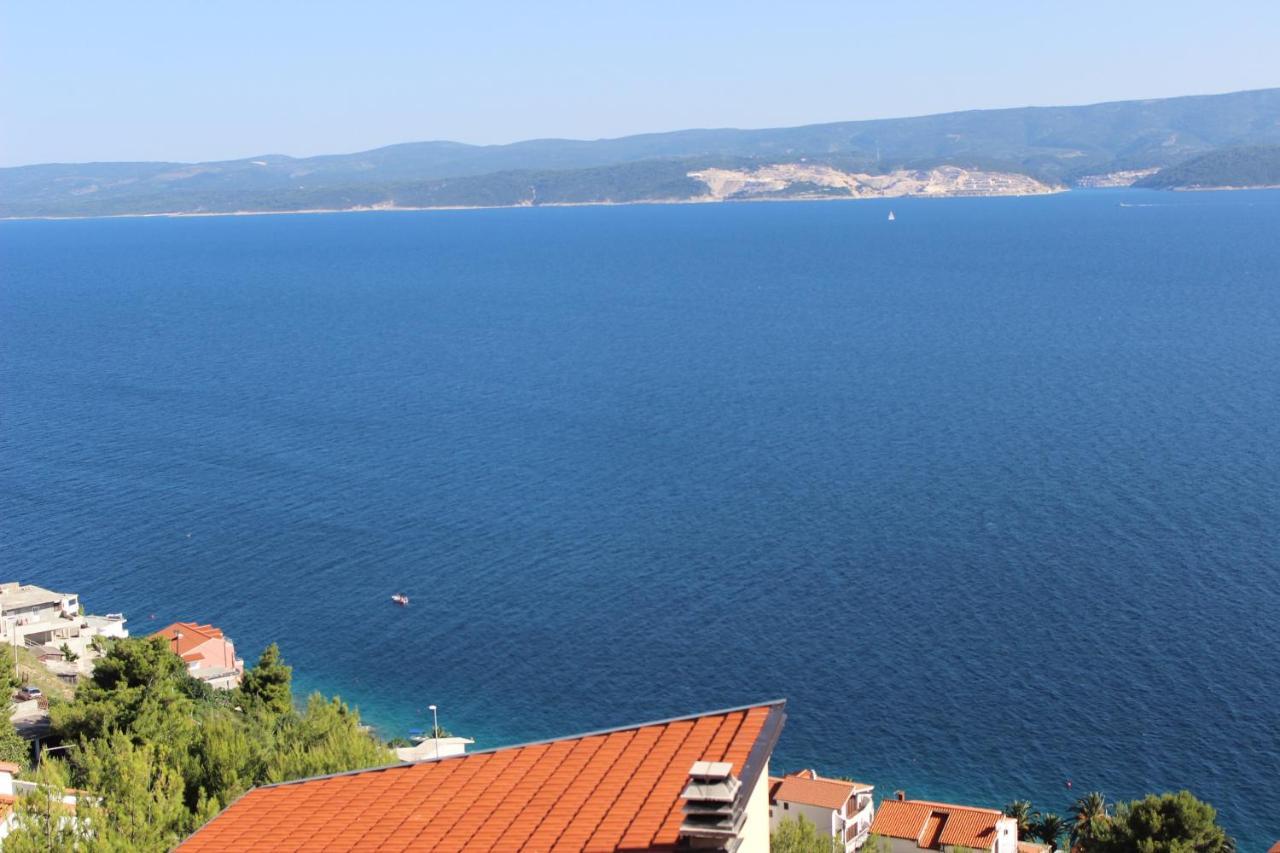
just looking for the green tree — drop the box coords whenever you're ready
[60,643,80,664]
[0,714,30,769]
[264,694,393,783]
[37,637,393,850]
[861,834,891,853]
[1,755,85,852]
[1034,812,1068,850]
[1090,791,1231,853]
[240,643,293,716]
[770,814,841,853]
[1005,800,1036,837]
[74,731,193,850]
[1070,791,1110,849]
[52,636,200,745]
[0,643,20,698]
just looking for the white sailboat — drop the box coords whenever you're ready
[888,210,896,221]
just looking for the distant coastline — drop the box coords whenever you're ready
[0,183,1067,223]
[5,87,1278,220]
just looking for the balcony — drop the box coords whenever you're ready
[843,795,873,821]
[844,820,870,849]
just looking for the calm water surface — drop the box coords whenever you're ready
[2,191,1278,849]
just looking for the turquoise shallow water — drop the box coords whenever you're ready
[2,190,1278,849]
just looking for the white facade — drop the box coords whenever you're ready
[769,770,875,852]
[0,582,129,677]
[738,759,772,853]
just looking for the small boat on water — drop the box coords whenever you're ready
[888,210,896,221]
[391,593,410,606]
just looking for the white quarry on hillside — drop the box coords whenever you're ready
[688,163,1059,200]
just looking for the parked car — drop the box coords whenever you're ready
[15,686,42,701]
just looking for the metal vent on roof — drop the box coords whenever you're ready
[679,761,747,851]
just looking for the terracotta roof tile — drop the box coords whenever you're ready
[871,798,1011,850]
[769,769,870,811]
[181,701,783,852]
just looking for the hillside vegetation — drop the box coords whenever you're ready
[2,637,393,851]
[1137,144,1280,188]
[2,87,1279,217]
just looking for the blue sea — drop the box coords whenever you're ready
[2,191,1278,849]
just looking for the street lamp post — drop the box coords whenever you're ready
[429,705,439,759]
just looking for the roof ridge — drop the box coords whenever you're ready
[248,699,787,792]
[902,798,1004,816]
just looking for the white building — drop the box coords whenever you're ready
[769,768,876,851]
[0,581,128,676]
[869,795,1019,853]
[0,760,84,843]
[393,736,475,763]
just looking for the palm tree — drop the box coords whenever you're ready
[1069,791,1109,849]
[1004,800,1035,837]
[1034,813,1067,851]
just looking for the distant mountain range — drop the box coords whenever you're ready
[4,87,1280,218]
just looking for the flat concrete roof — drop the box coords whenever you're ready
[0,583,74,610]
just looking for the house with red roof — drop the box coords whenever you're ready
[870,795,1019,853]
[152,622,244,690]
[181,700,787,852]
[769,768,876,851]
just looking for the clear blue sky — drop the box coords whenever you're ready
[2,1,1277,167]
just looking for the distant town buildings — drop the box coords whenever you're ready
[152,622,245,689]
[870,794,1019,853]
[769,768,875,851]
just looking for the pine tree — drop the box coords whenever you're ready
[240,643,293,716]
[37,636,393,846]
[265,693,392,783]
[1090,791,1231,852]
[1,756,85,852]
[0,714,30,769]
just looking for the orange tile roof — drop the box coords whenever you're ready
[871,798,1011,850]
[769,769,871,811]
[180,700,785,852]
[152,622,225,656]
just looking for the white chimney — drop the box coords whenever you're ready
[679,760,746,851]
